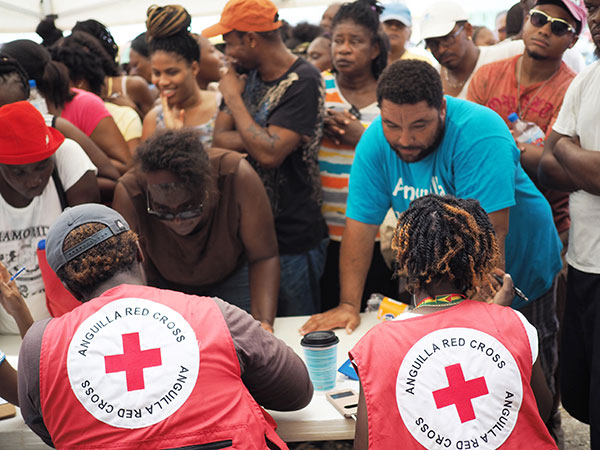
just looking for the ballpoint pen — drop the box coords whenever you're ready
[492,273,529,302]
[9,267,26,282]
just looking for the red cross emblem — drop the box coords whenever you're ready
[104,332,162,392]
[432,363,488,423]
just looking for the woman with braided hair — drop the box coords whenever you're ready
[142,4,221,147]
[59,29,156,117]
[349,195,557,450]
[50,40,144,154]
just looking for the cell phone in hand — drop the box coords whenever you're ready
[326,389,359,418]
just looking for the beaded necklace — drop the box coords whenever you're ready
[414,293,466,310]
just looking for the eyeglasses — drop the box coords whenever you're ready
[425,24,465,52]
[146,191,203,221]
[529,10,575,36]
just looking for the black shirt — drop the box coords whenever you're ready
[230,57,327,254]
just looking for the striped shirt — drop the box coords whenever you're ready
[318,72,381,241]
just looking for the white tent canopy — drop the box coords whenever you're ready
[0,0,332,33]
[0,0,517,45]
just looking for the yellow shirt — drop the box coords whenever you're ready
[104,102,142,142]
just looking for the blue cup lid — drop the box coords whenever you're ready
[301,331,339,348]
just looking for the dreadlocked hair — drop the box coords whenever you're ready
[135,129,215,196]
[392,195,499,297]
[57,223,139,299]
[146,4,200,63]
[0,54,30,101]
[331,0,388,79]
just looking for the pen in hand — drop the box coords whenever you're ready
[9,267,26,282]
[492,273,529,302]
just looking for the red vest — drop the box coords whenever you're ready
[350,300,557,450]
[39,284,287,450]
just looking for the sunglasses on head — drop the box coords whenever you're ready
[529,9,576,36]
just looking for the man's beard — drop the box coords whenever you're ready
[526,47,548,61]
[390,115,445,163]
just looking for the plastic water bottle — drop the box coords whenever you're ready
[507,112,544,146]
[366,293,385,312]
[28,80,48,115]
[367,293,410,320]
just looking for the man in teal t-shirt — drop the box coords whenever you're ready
[301,60,562,424]
[347,97,561,311]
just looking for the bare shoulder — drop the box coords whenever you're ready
[126,75,152,93]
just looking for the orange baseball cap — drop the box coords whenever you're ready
[202,0,282,38]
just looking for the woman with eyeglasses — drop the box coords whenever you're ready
[318,0,397,314]
[113,129,279,332]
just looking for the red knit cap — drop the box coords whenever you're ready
[0,101,65,165]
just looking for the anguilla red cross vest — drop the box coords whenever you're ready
[350,300,557,450]
[39,284,287,450]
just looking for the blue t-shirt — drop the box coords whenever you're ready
[346,96,562,308]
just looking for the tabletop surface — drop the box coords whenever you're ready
[269,312,379,442]
[0,311,381,446]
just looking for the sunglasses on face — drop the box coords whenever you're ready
[529,10,575,36]
[146,191,204,221]
[425,24,465,52]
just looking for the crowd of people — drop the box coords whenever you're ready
[0,0,598,448]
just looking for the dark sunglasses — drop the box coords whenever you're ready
[146,191,203,221]
[529,10,575,36]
